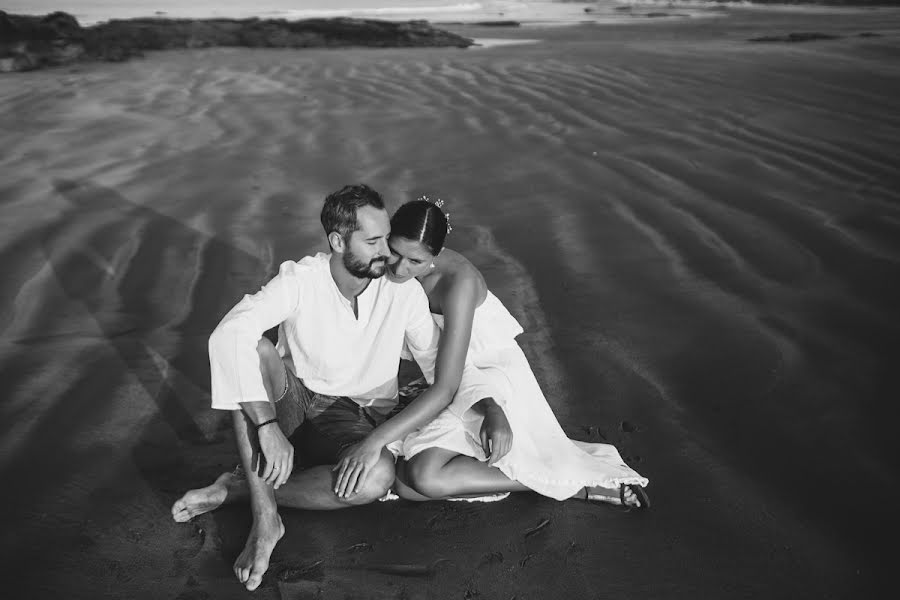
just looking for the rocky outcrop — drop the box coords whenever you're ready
[748,32,842,42]
[0,11,474,72]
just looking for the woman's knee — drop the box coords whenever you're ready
[406,452,453,499]
[393,460,430,501]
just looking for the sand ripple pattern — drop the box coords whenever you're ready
[1,19,899,597]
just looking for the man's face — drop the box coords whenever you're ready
[342,205,391,279]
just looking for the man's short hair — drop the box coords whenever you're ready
[320,184,386,241]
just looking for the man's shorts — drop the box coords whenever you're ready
[274,361,427,468]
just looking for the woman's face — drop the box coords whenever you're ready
[387,236,435,283]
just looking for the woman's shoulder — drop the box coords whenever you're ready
[434,249,488,311]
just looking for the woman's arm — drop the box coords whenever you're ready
[332,275,480,497]
[472,397,513,466]
[374,274,479,443]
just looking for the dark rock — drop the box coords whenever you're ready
[748,32,842,43]
[858,32,882,37]
[0,11,82,41]
[645,12,691,18]
[470,21,521,27]
[0,11,474,72]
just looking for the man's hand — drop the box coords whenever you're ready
[333,439,383,498]
[256,424,294,489]
[480,405,513,467]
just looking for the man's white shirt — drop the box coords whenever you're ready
[209,252,439,412]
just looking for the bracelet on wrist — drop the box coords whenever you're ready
[255,418,278,431]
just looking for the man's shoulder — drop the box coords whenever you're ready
[382,276,429,307]
[276,252,330,279]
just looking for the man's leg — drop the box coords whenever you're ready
[172,449,396,519]
[174,338,395,590]
[172,448,396,520]
[231,407,284,591]
[172,338,292,525]
[229,414,396,591]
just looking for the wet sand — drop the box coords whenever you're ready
[1,8,899,599]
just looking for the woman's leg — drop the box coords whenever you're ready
[393,459,434,501]
[400,448,530,500]
[394,449,645,506]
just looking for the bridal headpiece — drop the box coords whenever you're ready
[418,195,452,233]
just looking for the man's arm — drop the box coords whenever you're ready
[209,261,303,487]
[209,262,302,409]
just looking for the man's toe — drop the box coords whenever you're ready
[246,572,264,590]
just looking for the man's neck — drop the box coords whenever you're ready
[329,254,371,302]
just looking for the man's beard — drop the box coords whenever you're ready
[343,247,387,279]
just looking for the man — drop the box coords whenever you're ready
[171,184,458,591]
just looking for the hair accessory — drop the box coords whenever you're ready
[418,195,452,233]
[418,194,443,208]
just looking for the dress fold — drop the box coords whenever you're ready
[402,291,648,501]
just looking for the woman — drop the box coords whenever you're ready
[387,199,649,507]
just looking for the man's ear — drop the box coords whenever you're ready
[328,231,345,253]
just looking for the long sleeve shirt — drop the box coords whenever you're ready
[208,252,439,412]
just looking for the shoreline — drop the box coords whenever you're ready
[5,4,900,74]
[8,1,900,28]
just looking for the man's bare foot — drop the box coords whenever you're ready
[234,514,285,591]
[171,472,240,522]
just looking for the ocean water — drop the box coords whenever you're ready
[2,0,891,25]
[2,1,563,24]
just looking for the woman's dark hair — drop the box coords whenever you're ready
[390,199,449,255]
[321,183,385,241]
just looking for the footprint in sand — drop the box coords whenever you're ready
[174,590,209,600]
[173,521,206,561]
[620,420,639,433]
[476,551,504,569]
[581,425,608,441]
[277,559,325,583]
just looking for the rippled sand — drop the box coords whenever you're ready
[1,9,898,599]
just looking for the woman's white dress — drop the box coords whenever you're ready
[401,291,648,501]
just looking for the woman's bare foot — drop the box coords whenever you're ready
[171,472,244,522]
[234,513,285,591]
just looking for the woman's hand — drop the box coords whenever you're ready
[480,405,513,467]
[333,438,383,498]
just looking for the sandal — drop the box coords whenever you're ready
[584,484,649,510]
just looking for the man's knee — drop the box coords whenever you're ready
[339,452,395,506]
[256,337,285,400]
[256,337,281,368]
